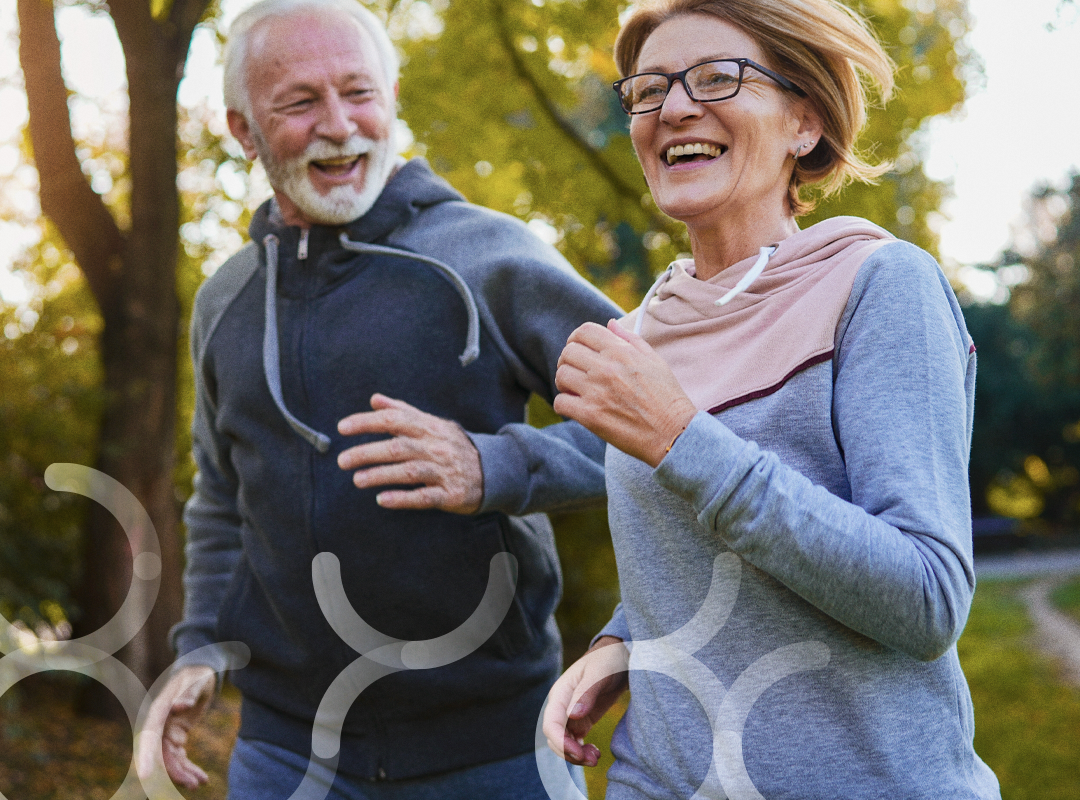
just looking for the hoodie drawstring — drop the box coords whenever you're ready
[634,265,674,336]
[261,232,484,453]
[262,234,332,453]
[715,245,777,306]
[633,245,777,336]
[337,233,481,367]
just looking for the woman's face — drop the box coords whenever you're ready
[629,14,814,230]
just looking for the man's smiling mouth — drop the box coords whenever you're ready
[311,155,362,175]
[665,142,725,166]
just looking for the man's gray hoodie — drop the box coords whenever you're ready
[172,159,620,780]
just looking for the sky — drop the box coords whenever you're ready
[1,0,1079,304]
[923,0,1080,268]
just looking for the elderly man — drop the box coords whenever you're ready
[134,0,619,797]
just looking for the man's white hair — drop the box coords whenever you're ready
[223,0,400,119]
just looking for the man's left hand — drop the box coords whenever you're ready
[338,394,483,514]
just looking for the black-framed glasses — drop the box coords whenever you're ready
[613,58,806,115]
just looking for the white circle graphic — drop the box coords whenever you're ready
[535,553,831,800]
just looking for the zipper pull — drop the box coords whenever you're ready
[298,227,310,261]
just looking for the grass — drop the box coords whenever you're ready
[958,580,1080,799]
[3,580,1080,799]
[1050,577,1080,626]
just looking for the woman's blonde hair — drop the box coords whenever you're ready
[615,0,895,215]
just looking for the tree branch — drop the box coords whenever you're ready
[491,0,669,231]
[110,0,208,82]
[17,0,123,313]
[108,0,160,71]
[168,0,214,63]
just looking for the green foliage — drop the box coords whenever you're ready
[392,0,659,308]
[801,0,974,257]
[958,580,1080,799]
[0,100,250,631]
[965,302,1080,521]
[0,232,103,631]
[966,172,1080,525]
[1008,172,1080,390]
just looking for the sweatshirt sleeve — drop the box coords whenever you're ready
[592,602,632,646]
[653,243,976,661]
[168,289,244,674]
[470,419,610,515]
[423,205,623,517]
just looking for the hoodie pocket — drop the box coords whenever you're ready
[469,514,539,660]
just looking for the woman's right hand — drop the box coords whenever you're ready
[542,635,630,767]
[554,320,697,468]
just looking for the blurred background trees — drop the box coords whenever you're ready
[2,0,1076,699]
[966,172,1080,529]
[10,0,218,715]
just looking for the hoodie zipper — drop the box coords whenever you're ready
[298,227,309,261]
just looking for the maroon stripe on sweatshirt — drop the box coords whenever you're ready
[708,350,836,415]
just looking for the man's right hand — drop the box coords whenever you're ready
[337,393,483,514]
[542,636,629,767]
[136,665,217,789]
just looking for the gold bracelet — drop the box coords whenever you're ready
[665,426,686,454]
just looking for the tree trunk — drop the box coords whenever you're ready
[18,0,207,717]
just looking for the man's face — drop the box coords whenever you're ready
[228,10,398,226]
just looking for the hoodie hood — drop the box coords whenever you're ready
[626,216,895,414]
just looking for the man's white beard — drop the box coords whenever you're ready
[252,125,396,226]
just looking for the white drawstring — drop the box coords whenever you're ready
[715,245,777,306]
[633,265,674,336]
[633,245,777,335]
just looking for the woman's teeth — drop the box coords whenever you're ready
[666,142,723,165]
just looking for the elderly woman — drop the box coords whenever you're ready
[542,0,1001,798]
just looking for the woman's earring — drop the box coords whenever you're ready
[792,144,804,160]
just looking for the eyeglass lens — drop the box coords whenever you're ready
[619,60,743,114]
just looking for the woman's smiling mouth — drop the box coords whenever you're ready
[665,142,726,165]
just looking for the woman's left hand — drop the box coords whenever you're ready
[554,319,697,467]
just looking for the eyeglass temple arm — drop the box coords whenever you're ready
[744,59,806,97]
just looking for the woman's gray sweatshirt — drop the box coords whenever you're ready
[598,240,1001,799]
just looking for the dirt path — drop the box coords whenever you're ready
[1019,578,1080,686]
